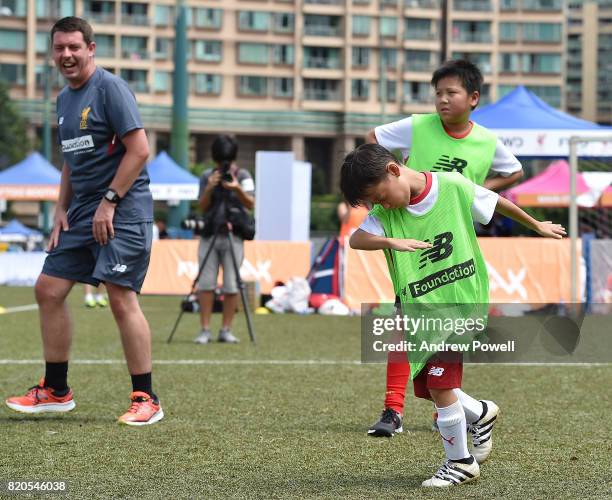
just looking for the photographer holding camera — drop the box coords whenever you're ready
[194,135,255,344]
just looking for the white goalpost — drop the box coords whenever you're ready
[568,135,612,304]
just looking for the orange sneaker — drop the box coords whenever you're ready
[5,379,75,414]
[118,391,164,426]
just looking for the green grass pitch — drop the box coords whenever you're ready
[0,286,610,499]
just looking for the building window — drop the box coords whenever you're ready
[0,29,25,51]
[379,80,396,102]
[352,79,370,100]
[304,47,341,69]
[238,76,268,96]
[83,0,115,24]
[35,32,49,54]
[521,23,561,43]
[352,15,370,36]
[273,45,294,65]
[380,17,397,38]
[238,11,270,32]
[119,69,148,93]
[304,15,342,37]
[499,53,519,72]
[403,81,431,103]
[499,0,517,10]
[36,0,74,18]
[274,12,294,33]
[95,34,115,58]
[154,38,172,60]
[352,47,370,68]
[499,22,517,42]
[153,71,171,92]
[273,77,293,98]
[0,63,26,85]
[0,0,27,17]
[405,18,435,40]
[451,52,491,74]
[521,0,562,11]
[121,36,148,60]
[454,0,492,11]
[121,2,149,26]
[452,21,492,43]
[34,65,63,89]
[154,5,173,26]
[405,50,434,72]
[193,8,222,29]
[192,73,222,95]
[521,53,561,73]
[192,40,222,62]
[238,43,269,65]
[381,48,397,70]
[303,78,341,101]
[499,84,560,107]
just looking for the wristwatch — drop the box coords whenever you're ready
[103,188,121,204]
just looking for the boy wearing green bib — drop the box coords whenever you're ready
[340,143,564,487]
[365,60,523,439]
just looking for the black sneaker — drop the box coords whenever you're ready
[367,408,403,437]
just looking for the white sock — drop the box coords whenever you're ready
[84,293,93,302]
[95,294,104,301]
[453,389,484,424]
[436,400,470,461]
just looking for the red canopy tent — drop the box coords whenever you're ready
[503,160,612,207]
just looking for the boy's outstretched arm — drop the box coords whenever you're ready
[484,170,523,192]
[495,197,566,239]
[350,229,433,251]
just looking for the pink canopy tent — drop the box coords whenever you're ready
[503,160,612,207]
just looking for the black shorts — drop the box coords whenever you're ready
[41,222,152,293]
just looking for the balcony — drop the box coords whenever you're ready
[403,94,431,104]
[500,0,517,10]
[304,57,341,69]
[521,0,562,11]
[404,0,440,8]
[125,81,149,93]
[304,25,342,37]
[454,0,493,11]
[121,14,150,26]
[95,46,115,58]
[405,30,437,41]
[121,50,149,61]
[303,88,341,100]
[405,60,437,72]
[83,12,116,24]
[452,31,492,43]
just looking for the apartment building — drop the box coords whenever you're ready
[0,0,567,189]
[567,0,612,124]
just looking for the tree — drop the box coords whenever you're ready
[0,79,31,170]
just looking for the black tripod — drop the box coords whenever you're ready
[167,221,256,344]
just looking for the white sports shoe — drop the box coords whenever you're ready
[194,329,212,344]
[470,400,499,464]
[421,457,480,488]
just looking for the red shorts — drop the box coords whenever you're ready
[412,356,463,400]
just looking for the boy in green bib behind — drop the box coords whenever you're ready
[340,143,565,488]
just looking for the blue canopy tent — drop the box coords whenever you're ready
[147,151,199,201]
[0,152,60,200]
[0,219,43,243]
[472,86,612,158]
